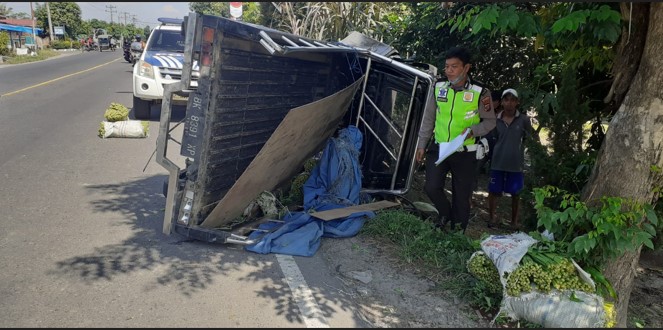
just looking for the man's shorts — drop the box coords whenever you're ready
[488,170,524,195]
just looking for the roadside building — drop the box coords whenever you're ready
[0,18,44,52]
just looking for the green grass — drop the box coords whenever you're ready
[360,208,544,327]
[360,209,493,297]
[2,49,61,64]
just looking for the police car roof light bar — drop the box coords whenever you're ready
[158,17,184,26]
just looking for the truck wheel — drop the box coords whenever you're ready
[133,96,152,119]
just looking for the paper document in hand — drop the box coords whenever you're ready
[435,130,470,165]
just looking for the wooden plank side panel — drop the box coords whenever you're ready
[309,200,400,221]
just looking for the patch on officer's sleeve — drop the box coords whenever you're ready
[481,95,491,111]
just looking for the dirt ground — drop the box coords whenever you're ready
[318,170,663,328]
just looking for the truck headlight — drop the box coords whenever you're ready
[138,60,154,79]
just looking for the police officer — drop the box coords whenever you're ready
[415,47,497,233]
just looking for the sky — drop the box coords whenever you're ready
[4,2,193,27]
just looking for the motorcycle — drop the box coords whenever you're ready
[130,49,142,66]
[81,43,96,53]
[129,42,143,66]
[123,42,132,63]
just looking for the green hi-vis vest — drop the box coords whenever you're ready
[434,81,482,146]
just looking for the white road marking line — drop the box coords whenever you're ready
[275,254,329,328]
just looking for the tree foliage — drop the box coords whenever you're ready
[8,12,29,19]
[34,2,84,38]
[0,3,11,18]
[189,2,261,24]
[261,2,408,42]
[190,2,229,17]
[0,31,10,56]
[438,2,621,198]
[30,3,145,41]
[0,2,29,20]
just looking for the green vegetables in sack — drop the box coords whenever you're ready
[467,252,502,294]
[98,122,106,138]
[505,251,595,296]
[104,102,130,122]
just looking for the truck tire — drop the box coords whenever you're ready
[133,96,152,119]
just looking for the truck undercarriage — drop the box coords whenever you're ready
[155,13,437,244]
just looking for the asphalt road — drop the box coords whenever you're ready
[0,51,370,327]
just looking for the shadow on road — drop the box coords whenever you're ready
[129,104,186,122]
[48,174,360,325]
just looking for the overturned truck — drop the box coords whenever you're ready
[155,12,437,244]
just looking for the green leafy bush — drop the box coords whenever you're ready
[0,31,10,56]
[533,185,659,270]
[51,40,78,50]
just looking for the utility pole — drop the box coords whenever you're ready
[29,2,36,51]
[105,5,117,24]
[120,12,129,26]
[46,2,54,43]
[131,14,137,26]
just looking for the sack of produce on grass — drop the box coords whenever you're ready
[499,255,607,327]
[470,233,614,328]
[501,289,609,328]
[104,102,130,122]
[467,251,502,294]
[98,120,149,138]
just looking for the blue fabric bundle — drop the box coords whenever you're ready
[245,125,375,256]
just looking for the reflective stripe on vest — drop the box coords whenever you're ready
[434,81,482,146]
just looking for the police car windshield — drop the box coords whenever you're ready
[146,29,184,53]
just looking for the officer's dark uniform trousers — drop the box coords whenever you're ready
[424,145,477,231]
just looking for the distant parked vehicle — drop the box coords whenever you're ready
[97,37,110,51]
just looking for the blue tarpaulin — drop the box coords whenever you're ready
[245,125,375,257]
[0,23,43,34]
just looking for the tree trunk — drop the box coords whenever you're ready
[581,2,663,327]
[603,2,649,115]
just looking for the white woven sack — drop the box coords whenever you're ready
[480,233,605,328]
[101,120,148,138]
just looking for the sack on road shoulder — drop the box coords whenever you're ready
[98,120,149,138]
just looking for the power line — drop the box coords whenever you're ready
[120,11,129,25]
[81,2,105,12]
[105,5,117,24]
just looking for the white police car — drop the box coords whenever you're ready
[132,17,199,119]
